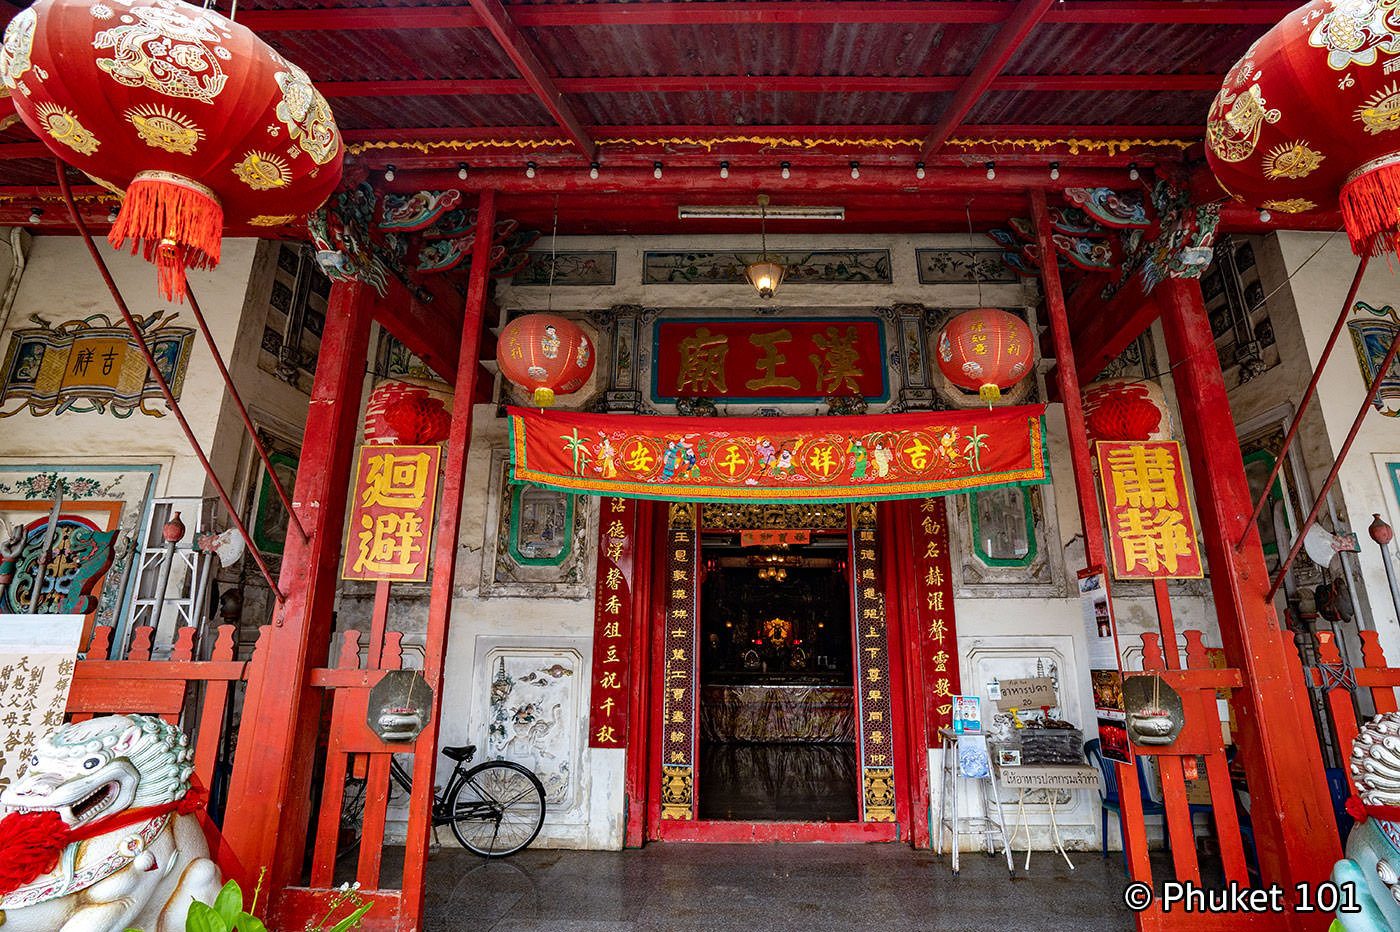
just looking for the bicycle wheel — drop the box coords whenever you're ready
[447,760,546,857]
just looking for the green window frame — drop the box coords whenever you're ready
[969,486,1036,568]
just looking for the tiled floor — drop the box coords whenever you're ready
[415,842,1137,932]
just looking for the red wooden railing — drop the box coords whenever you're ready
[65,621,260,872]
[1122,628,1289,931]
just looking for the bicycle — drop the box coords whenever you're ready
[338,744,547,858]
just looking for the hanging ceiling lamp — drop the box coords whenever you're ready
[745,194,785,299]
[1206,0,1400,258]
[0,0,343,301]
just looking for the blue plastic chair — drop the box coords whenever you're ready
[1085,738,1166,867]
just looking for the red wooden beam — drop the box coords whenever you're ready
[465,0,596,159]
[372,278,464,386]
[1068,277,1160,386]
[1157,277,1343,893]
[236,1,1296,31]
[315,73,1222,99]
[920,0,1058,160]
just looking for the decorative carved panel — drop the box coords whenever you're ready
[700,503,848,531]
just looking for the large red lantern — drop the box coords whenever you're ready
[0,0,343,300]
[497,314,595,407]
[935,309,1035,403]
[1206,0,1400,258]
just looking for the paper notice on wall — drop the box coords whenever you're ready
[1080,571,1118,669]
[0,614,84,795]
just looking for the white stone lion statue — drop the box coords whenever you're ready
[0,713,222,932]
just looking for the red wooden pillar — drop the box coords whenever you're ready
[1031,190,1152,876]
[402,189,497,929]
[222,279,376,892]
[1157,277,1342,888]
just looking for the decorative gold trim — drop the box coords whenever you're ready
[1262,140,1325,180]
[667,502,696,528]
[852,501,878,527]
[345,134,1196,158]
[1345,151,1400,186]
[1260,197,1319,213]
[1355,82,1400,136]
[699,503,848,531]
[34,102,100,156]
[863,767,895,822]
[660,765,693,820]
[232,151,290,191]
[124,104,203,155]
[129,170,219,205]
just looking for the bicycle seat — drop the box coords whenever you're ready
[442,744,476,762]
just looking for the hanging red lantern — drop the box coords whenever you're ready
[1081,378,1173,444]
[497,314,595,407]
[363,378,453,444]
[0,0,343,301]
[935,308,1035,403]
[1206,0,1400,257]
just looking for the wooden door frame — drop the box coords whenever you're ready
[637,501,913,844]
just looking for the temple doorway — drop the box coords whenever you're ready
[695,530,857,821]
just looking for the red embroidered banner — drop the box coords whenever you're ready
[341,445,441,582]
[653,318,888,402]
[589,497,636,748]
[508,405,1048,504]
[739,529,810,547]
[908,497,960,740]
[1097,441,1203,580]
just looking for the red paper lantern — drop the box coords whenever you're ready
[363,378,453,444]
[935,309,1034,403]
[0,0,343,300]
[497,314,595,407]
[1081,378,1172,444]
[1206,0,1400,257]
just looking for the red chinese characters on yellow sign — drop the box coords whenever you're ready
[1097,441,1203,580]
[342,445,442,582]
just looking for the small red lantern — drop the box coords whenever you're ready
[497,314,595,407]
[935,309,1034,403]
[1206,0,1400,257]
[0,0,343,300]
[1082,378,1172,444]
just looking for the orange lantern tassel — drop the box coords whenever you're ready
[107,171,223,303]
[1339,161,1400,260]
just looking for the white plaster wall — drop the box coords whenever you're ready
[1,235,260,501]
[443,231,1237,852]
[1274,232,1400,658]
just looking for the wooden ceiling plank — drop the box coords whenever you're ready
[315,73,1221,99]
[919,0,1059,160]
[466,0,596,159]
[235,1,1294,32]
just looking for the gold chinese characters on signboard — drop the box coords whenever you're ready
[1097,440,1203,580]
[342,445,442,582]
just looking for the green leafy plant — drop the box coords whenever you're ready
[125,872,371,932]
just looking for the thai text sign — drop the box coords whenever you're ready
[998,765,1102,790]
[1097,441,1203,580]
[508,405,1048,504]
[653,318,888,402]
[342,444,441,582]
[589,498,635,748]
[995,676,1057,712]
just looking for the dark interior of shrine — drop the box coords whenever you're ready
[697,534,858,822]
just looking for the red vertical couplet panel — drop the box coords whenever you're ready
[850,503,896,822]
[910,497,961,739]
[1096,440,1203,581]
[1157,277,1342,891]
[340,445,442,582]
[590,497,637,747]
[659,503,698,821]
